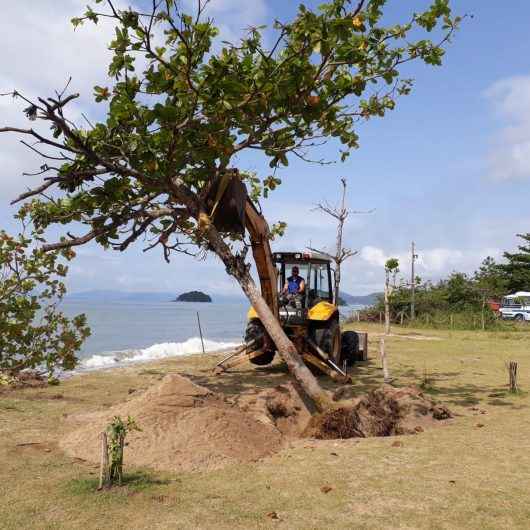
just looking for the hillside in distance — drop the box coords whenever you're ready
[66,289,380,306]
[340,292,381,306]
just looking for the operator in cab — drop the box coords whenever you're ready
[282,266,305,308]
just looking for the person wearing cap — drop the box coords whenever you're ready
[282,266,305,308]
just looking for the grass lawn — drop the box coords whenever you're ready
[2,322,530,529]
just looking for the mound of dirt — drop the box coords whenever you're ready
[305,386,451,439]
[60,374,283,473]
[61,375,452,473]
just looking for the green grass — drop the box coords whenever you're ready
[2,323,530,529]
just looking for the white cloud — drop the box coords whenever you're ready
[0,1,129,201]
[183,0,268,43]
[358,245,501,281]
[485,75,530,180]
[360,246,388,267]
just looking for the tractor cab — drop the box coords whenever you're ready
[273,251,335,326]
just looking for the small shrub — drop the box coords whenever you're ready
[0,223,90,378]
[100,416,141,489]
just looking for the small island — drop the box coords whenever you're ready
[175,291,212,303]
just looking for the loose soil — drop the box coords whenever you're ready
[61,373,451,473]
[307,386,452,439]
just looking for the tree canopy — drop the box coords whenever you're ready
[497,233,530,293]
[0,0,461,408]
[2,0,461,262]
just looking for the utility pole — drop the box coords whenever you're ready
[411,241,417,320]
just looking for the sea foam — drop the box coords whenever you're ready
[79,337,239,370]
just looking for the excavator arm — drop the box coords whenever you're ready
[244,198,279,319]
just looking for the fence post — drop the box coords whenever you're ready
[380,337,390,383]
[98,432,109,490]
[509,361,518,393]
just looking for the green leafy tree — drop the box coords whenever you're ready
[0,0,460,409]
[497,234,530,293]
[474,256,507,300]
[0,221,90,378]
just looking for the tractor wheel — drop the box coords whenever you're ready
[320,319,342,365]
[341,331,359,366]
[245,320,275,365]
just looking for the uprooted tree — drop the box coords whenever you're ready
[0,0,460,410]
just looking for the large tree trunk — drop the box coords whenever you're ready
[204,224,331,412]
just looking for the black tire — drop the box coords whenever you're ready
[341,331,359,366]
[245,320,275,365]
[320,319,342,365]
[514,314,525,322]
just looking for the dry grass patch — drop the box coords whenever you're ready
[2,323,530,529]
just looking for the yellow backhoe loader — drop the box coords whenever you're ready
[212,174,359,379]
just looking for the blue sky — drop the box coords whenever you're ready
[2,0,530,296]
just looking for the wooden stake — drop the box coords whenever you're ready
[196,312,206,354]
[118,435,124,486]
[98,431,109,490]
[509,361,518,393]
[380,337,390,383]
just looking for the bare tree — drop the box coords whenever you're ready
[310,178,370,305]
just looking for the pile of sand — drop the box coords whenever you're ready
[60,374,283,473]
[61,376,451,473]
[306,386,452,439]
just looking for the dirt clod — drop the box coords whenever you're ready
[320,485,333,493]
[306,386,452,440]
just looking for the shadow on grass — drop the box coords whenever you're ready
[138,369,166,376]
[0,399,23,412]
[171,353,528,413]
[67,471,172,496]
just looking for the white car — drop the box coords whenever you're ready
[499,292,530,321]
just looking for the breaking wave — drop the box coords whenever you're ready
[79,337,240,371]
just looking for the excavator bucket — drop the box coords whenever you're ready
[206,174,247,236]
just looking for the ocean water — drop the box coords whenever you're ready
[60,300,363,371]
[61,300,247,371]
